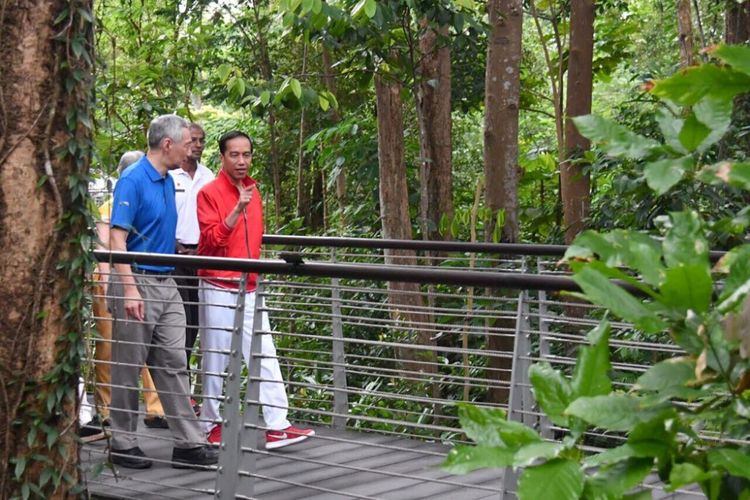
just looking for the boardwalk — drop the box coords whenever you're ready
[81,423,503,499]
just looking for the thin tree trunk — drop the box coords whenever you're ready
[417,23,453,242]
[677,0,695,67]
[482,0,523,405]
[375,73,437,375]
[296,42,310,223]
[484,0,522,243]
[560,0,595,244]
[0,1,93,495]
[321,47,347,225]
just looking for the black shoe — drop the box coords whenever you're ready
[88,415,111,427]
[144,416,169,429]
[171,445,219,469]
[79,416,110,443]
[110,447,153,469]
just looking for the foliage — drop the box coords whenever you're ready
[443,45,750,499]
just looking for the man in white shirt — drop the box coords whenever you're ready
[170,123,215,380]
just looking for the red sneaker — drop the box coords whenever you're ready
[191,398,201,416]
[207,424,222,445]
[265,425,314,450]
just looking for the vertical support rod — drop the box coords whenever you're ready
[501,289,528,499]
[215,273,248,500]
[330,248,348,429]
[537,260,554,439]
[238,280,266,496]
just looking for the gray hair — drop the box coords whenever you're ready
[147,114,189,150]
[117,150,144,174]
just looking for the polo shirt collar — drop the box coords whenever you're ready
[141,156,166,181]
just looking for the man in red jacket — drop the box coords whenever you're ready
[196,130,313,449]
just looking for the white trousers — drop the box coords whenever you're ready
[199,281,290,433]
[78,377,94,424]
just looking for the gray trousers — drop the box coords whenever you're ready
[109,273,205,450]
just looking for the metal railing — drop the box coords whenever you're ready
[79,239,709,499]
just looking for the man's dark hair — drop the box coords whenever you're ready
[218,130,253,155]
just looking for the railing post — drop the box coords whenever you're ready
[502,288,530,499]
[537,260,554,440]
[330,248,349,429]
[215,273,248,500]
[238,280,266,496]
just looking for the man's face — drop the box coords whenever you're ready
[164,128,193,170]
[220,137,252,183]
[189,127,205,162]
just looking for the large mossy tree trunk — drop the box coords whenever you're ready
[375,73,437,376]
[0,0,93,496]
[560,0,595,244]
[483,0,523,405]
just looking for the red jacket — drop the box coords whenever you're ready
[197,169,263,290]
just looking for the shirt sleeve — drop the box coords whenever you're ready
[110,177,139,232]
[197,188,233,252]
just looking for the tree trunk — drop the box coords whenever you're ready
[321,47,347,225]
[677,0,695,67]
[296,43,310,224]
[484,0,522,244]
[482,0,523,405]
[725,0,750,44]
[0,1,93,496]
[417,24,453,242]
[560,0,595,244]
[375,74,437,375]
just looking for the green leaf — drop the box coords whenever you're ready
[573,115,662,159]
[352,0,368,17]
[529,363,573,426]
[660,264,713,313]
[644,156,691,195]
[513,442,565,467]
[655,108,687,154]
[693,96,733,151]
[663,211,709,269]
[584,458,653,500]
[668,462,712,490]
[707,448,750,481]
[217,64,233,82]
[636,357,696,392]
[651,64,750,106]
[289,78,302,99]
[442,445,515,473]
[571,320,612,398]
[517,459,584,500]
[260,90,271,105]
[571,266,666,333]
[319,94,330,111]
[713,44,750,77]
[678,113,711,152]
[457,403,540,448]
[364,0,377,18]
[566,395,648,432]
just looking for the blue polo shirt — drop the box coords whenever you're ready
[110,156,177,272]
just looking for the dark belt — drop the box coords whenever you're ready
[131,267,173,276]
[181,243,198,249]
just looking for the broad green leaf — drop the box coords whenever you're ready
[217,63,233,82]
[584,439,669,468]
[636,357,695,392]
[566,395,647,432]
[707,448,750,481]
[572,266,666,333]
[457,404,540,448]
[571,320,612,398]
[713,44,750,77]
[584,458,653,500]
[644,156,691,195]
[442,445,515,473]
[655,108,687,154]
[351,0,368,17]
[718,245,750,303]
[693,96,732,152]
[517,459,584,500]
[364,0,377,18]
[651,64,750,106]
[513,442,565,467]
[660,264,713,313]
[301,0,313,14]
[289,78,302,99]
[260,90,271,105]
[722,162,750,191]
[663,211,709,269]
[678,113,711,152]
[529,363,573,426]
[319,94,330,111]
[573,115,662,159]
[668,462,711,491]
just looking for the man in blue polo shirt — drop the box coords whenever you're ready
[108,114,218,469]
